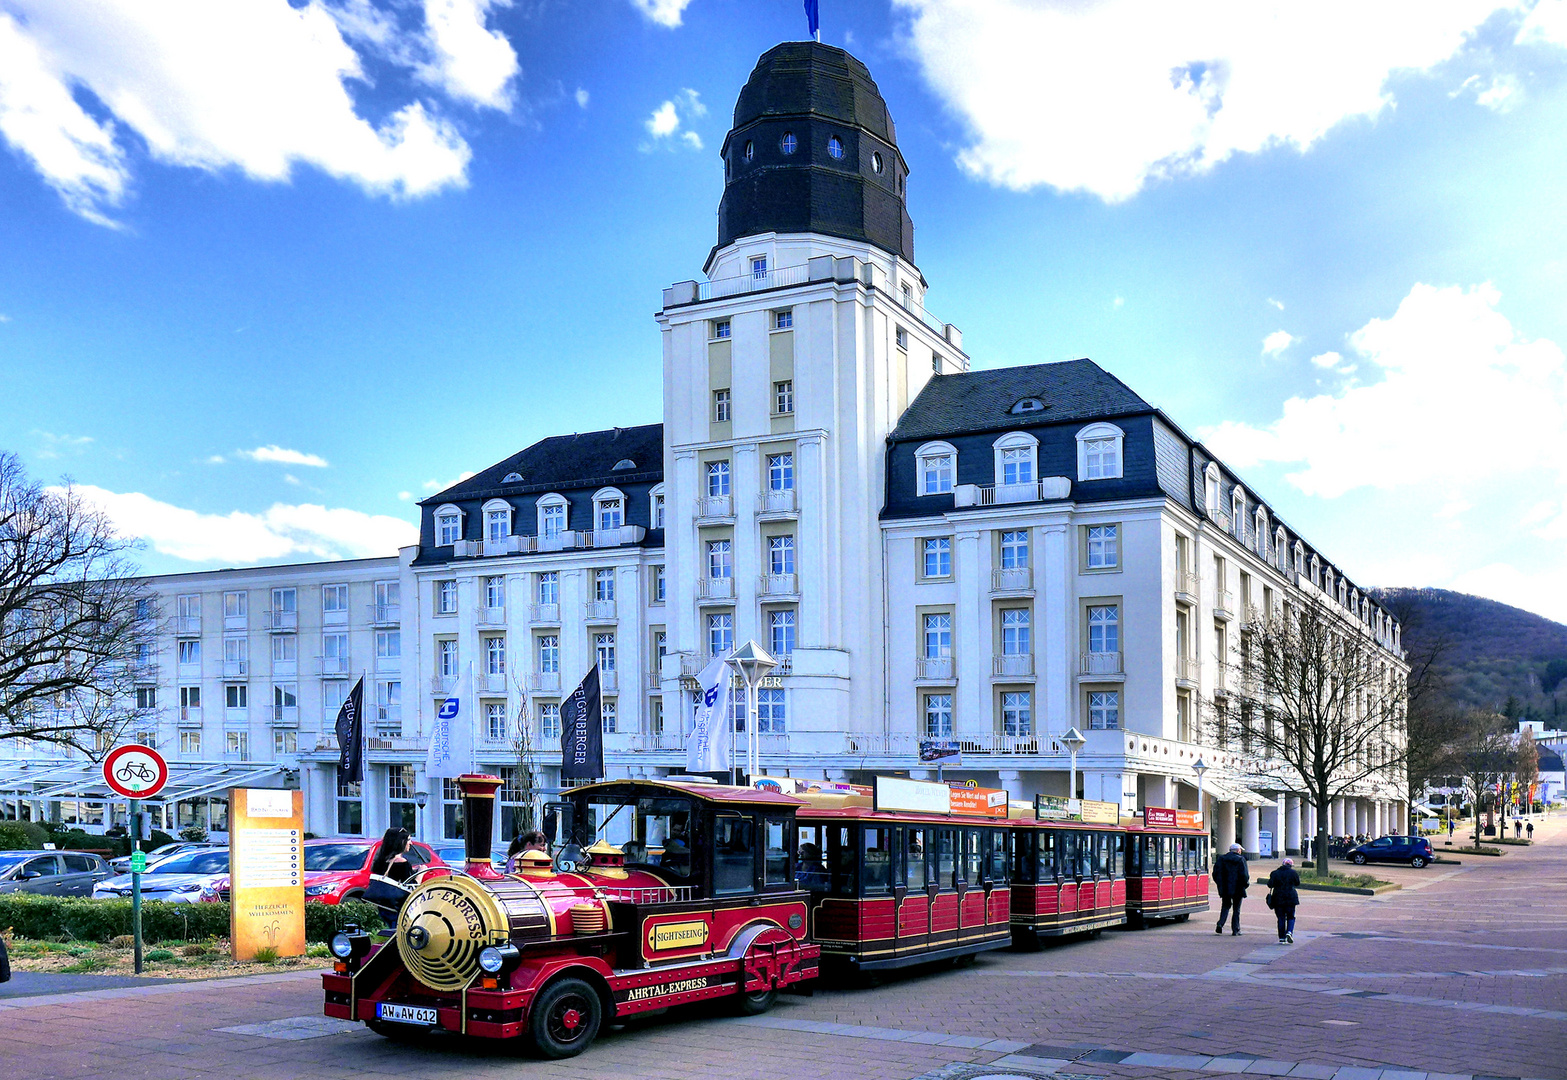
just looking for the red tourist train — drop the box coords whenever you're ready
[322,773,1209,1058]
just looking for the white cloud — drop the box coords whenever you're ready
[421,471,474,493]
[1310,350,1343,369]
[628,0,694,28]
[234,445,329,468]
[1453,71,1523,110]
[0,313,11,322]
[67,484,416,563]
[397,490,413,501]
[32,431,93,459]
[1268,298,1285,310]
[575,87,589,109]
[1204,282,1566,499]
[642,88,706,151]
[1262,329,1296,356]
[892,0,1535,201]
[0,0,499,226]
[1517,0,1567,45]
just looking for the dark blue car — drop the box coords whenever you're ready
[1349,835,1434,869]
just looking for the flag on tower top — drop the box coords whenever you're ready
[804,0,819,40]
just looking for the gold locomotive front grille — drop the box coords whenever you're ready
[397,874,510,991]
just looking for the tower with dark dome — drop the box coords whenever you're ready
[711,42,913,273]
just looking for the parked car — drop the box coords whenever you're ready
[93,847,230,902]
[0,850,112,896]
[108,841,221,873]
[208,836,443,904]
[429,842,507,870]
[1349,834,1435,869]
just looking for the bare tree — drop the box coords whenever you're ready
[0,453,151,754]
[1214,593,1407,878]
[1514,727,1539,812]
[1380,591,1464,807]
[1451,710,1513,847]
[506,682,539,838]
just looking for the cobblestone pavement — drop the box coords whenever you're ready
[4,814,1564,1080]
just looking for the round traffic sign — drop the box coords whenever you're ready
[103,744,169,799]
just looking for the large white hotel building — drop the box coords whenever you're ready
[0,43,1408,855]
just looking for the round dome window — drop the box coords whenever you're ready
[743,140,754,162]
[827,136,844,159]
[780,131,797,155]
[872,151,884,174]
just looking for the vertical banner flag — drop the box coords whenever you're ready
[686,656,732,774]
[426,664,474,781]
[561,665,604,781]
[804,0,819,39]
[334,677,365,783]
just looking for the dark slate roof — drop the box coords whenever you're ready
[731,42,894,144]
[888,359,1152,443]
[420,424,664,505]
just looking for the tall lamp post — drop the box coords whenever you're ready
[727,641,777,785]
[1192,756,1208,835]
[414,790,428,836]
[1061,727,1086,806]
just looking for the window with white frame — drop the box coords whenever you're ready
[539,702,562,740]
[484,636,505,676]
[273,682,297,716]
[650,486,666,529]
[537,635,559,673]
[272,587,296,615]
[272,634,297,664]
[1276,527,1288,569]
[595,633,616,672]
[136,686,158,710]
[274,730,298,755]
[178,639,200,666]
[1088,690,1120,730]
[774,380,794,414]
[707,539,733,579]
[375,630,400,660]
[323,632,348,667]
[438,638,458,677]
[595,490,623,531]
[917,442,956,495]
[769,609,796,657]
[896,326,908,351]
[1293,542,1305,577]
[652,564,666,603]
[227,731,249,759]
[751,255,767,279]
[224,636,247,670]
[754,687,783,733]
[1001,691,1032,736]
[1255,508,1269,558]
[707,460,730,497]
[993,431,1038,486]
[923,536,952,578]
[713,319,731,339]
[484,576,504,610]
[713,389,731,423]
[1088,605,1120,654]
[225,684,247,709]
[375,680,400,726]
[594,568,615,602]
[539,496,567,538]
[1001,608,1030,655]
[537,571,559,605]
[601,698,618,734]
[483,500,511,542]
[180,730,202,755]
[323,680,348,713]
[1205,464,1222,516]
[1076,422,1124,481]
[767,452,794,491]
[1086,524,1119,569]
[435,504,462,545]
[773,308,792,330]
[224,591,247,620]
[486,702,507,741]
[707,612,734,657]
[923,693,953,737]
[1231,488,1246,537]
[923,613,952,658]
[769,535,794,575]
[1000,530,1029,568]
[436,580,457,614]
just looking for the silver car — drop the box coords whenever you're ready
[93,847,230,903]
[0,850,112,897]
[108,841,221,874]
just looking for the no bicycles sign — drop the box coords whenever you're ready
[103,743,169,799]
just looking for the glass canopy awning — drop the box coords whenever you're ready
[0,758,292,804]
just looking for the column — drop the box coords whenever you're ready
[1285,797,1302,855]
[998,769,1023,803]
[1217,800,1236,850]
[1331,798,1345,835]
[1241,805,1260,856]
[1371,802,1383,838]
[953,528,986,734]
[1145,774,1174,810]
[1040,524,1070,735]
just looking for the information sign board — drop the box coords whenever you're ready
[229,788,305,961]
[875,775,949,815]
[1034,794,1074,820]
[1143,806,1179,828]
[1079,799,1120,824]
[949,786,1009,818]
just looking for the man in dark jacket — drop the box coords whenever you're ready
[1212,842,1249,935]
[1267,857,1301,944]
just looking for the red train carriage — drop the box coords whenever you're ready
[1008,817,1128,946]
[793,787,1013,972]
[1124,810,1211,927]
[322,776,818,1059]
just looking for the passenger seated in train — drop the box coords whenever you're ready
[796,842,829,890]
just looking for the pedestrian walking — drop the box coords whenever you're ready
[1447,818,1455,839]
[1267,857,1301,944]
[1514,820,1522,838]
[1212,842,1249,936]
[1526,821,1534,840]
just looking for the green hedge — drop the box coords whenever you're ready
[0,895,385,943]
[0,826,177,857]
[0,822,50,850]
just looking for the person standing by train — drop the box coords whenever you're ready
[1212,842,1249,936]
[1267,857,1301,944]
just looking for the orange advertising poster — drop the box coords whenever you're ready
[229,788,305,960]
[949,786,1009,818]
[1174,810,1205,830]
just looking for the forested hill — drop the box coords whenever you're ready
[1375,587,1567,719]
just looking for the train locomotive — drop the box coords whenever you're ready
[322,775,818,1058]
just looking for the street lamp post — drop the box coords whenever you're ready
[1061,727,1086,806]
[414,790,428,837]
[1193,756,1209,842]
[726,641,777,785]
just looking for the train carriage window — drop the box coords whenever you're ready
[1077,832,1095,879]
[713,812,757,895]
[796,823,828,890]
[1163,835,1176,873]
[863,828,893,895]
[934,828,957,888]
[1094,832,1110,878]
[1037,831,1058,882]
[985,829,1007,883]
[904,828,928,890]
[828,825,856,897]
[961,830,982,884]
[1110,833,1125,878]
[1011,830,1032,883]
[764,817,792,886]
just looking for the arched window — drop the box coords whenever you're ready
[501,472,523,484]
[1293,541,1305,577]
[1254,508,1269,560]
[1275,527,1288,569]
[1204,463,1222,518]
[536,493,568,539]
[916,441,957,496]
[649,484,666,531]
[593,487,625,533]
[1231,487,1246,539]
[1010,397,1046,415]
[1076,422,1124,481]
[992,431,1038,489]
[481,499,513,543]
[1338,579,1347,606]
[434,504,463,546]
[1309,555,1321,587]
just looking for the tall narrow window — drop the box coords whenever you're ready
[1086,524,1119,569]
[923,613,952,658]
[1088,605,1120,654]
[538,635,559,673]
[713,389,731,423]
[707,539,733,579]
[484,576,505,610]
[595,568,615,602]
[769,609,796,657]
[1001,608,1030,655]
[438,512,461,545]
[1001,446,1033,485]
[486,508,509,542]
[707,460,730,497]
[1001,691,1032,736]
[922,537,951,578]
[708,612,734,657]
[594,633,616,672]
[486,702,507,741]
[485,636,505,676]
[539,703,562,740]
[1088,690,1120,730]
[601,699,618,734]
[774,380,794,414]
[919,447,955,495]
[769,535,795,575]
[652,565,666,603]
[1000,530,1029,568]
[438,639,458,678]
[757,687,786,733]
[541,501,565,538]
[767,453,794,491]
[923,693,953,737]
[751,255,768,279]
[598,498,623,531]
[537,572,559,605]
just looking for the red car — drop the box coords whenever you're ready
[211,837,443,904]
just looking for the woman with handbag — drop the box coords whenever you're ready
[365,827,416,927]
[1267,857,1301,944]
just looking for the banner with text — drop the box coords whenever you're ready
[229,787,305,961]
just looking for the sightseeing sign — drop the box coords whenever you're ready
[103,744,169,800]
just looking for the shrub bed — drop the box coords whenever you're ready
[0,894,384,942]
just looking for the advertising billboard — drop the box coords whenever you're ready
[228,788,305,961]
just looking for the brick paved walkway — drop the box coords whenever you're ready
[4,812,1564,1080]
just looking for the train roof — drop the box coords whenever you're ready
[568,778,806,807]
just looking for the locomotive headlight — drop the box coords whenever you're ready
[330,926,370,961]
[477,943,519,974]
[329,933,355,959]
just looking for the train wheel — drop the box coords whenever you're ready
[529,978,602,1059]
[734,987,778,1016]
[1176,913,1191,922]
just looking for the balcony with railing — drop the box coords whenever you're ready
[477,672,508,694]
[991,567,1032,594]
[223,612,246,632]
[430,674,457,695]
[1175,571,1200,604]
[580,525,647,549]
[583,599,617,622]
[646,670,662,690]
[262,610,297,632]
[272,705,299,727]
[915,656,955,682]
[530,603,560,624]
[1214,589,1236,620]
[374,703,402,727]
[954,477,1071,508]
[757,573,798,599]
[1207,507,1232,532]
[175,615,202,635]
[756,489,797,518]
[529,671,561,693]
[1079,651,1124,678]
[222,659,248,679]
[694,495,734,522]
[476,607,506,628]
[179,706,203,727]
[368,604,400,627]
[696,577,735,603]
[599,669,618,693]
[992,654,1035,679]
[316,654,351,676]
[1176,655,1201,687]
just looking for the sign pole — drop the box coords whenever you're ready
[102,743,166,976]
[131,797,143,975]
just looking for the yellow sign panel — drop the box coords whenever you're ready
[645,919,709,953]
[229,788,305,961]
[1078,799,1121,824]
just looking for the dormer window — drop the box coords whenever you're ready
[827,135,843,159]
[650,484,666,530]
[435,505,462,546]
[612,459,635,472]
[537,494,567,539]
[993,431,1038,488]
[872,151,884,174]
[917,441,956,495]
[482,499,513,543]
[594,488,625,533]
[780,131,797,155]
[1204,463,1222,517]
[1076,422,1124,481]
[1254,508,1269,559]
[1010,397,1046,415]
[1231,487,1246,537]
[502,472,523,484]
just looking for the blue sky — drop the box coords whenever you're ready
[2,0,1566,620]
